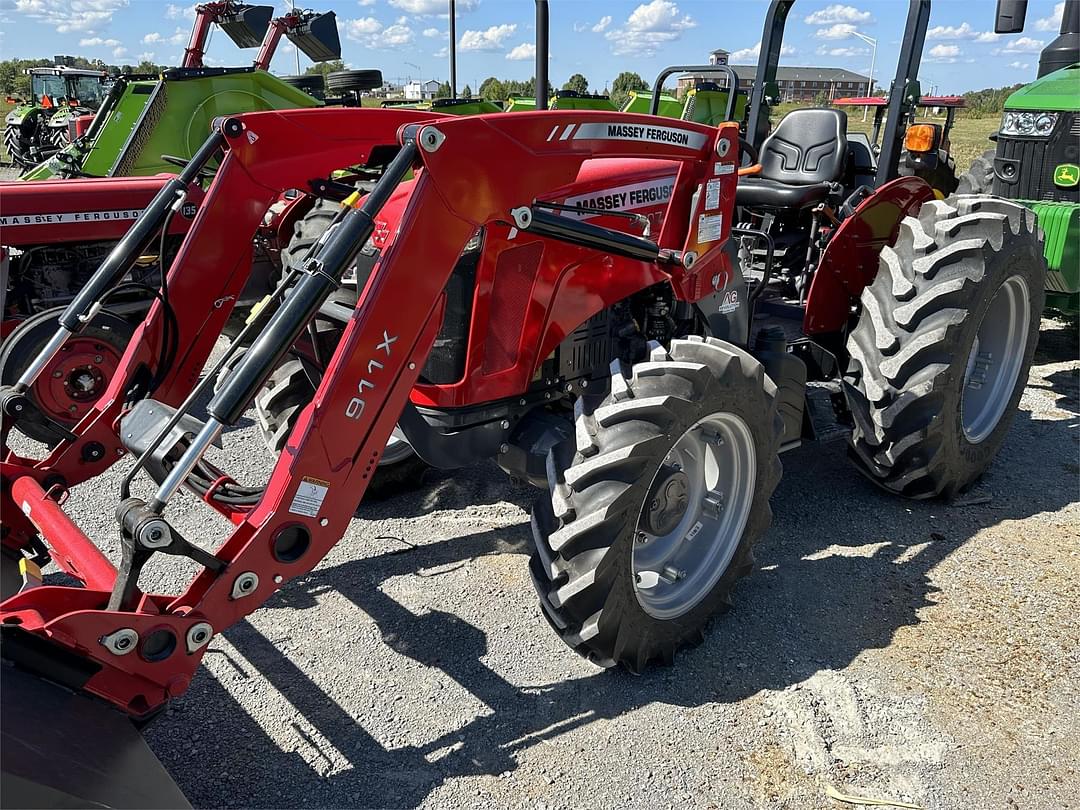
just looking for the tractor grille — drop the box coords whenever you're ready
[992,112,1080,204]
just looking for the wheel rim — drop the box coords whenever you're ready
[961,275,1031,444]
[632,412,757,620]
[36,336,121,426]
[380,427,414,466]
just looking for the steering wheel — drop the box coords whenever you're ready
[161,154,216,181]
[738,136,760,166]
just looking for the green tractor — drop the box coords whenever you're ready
[963,0,1080,316]
[4,65,108,170]
[21,2,351,181]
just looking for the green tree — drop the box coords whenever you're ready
[563,72,588,94]
[303,60,345,77]
[135,60,163,75]
[478,76,506,101]
[813,90,832,107]
[436,80,452,98]
[461,83,472,98]
[610,70,648,109]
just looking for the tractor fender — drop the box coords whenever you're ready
[803,175,934,335]
[4,105,37,128]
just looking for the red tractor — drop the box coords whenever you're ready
[0,0,1045,804]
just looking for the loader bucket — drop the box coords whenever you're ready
[1,665,190,808]
[287,11,342,63]
[220,4,274,49]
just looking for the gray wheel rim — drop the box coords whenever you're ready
[632,412,757,620]
[380,426,414,466]
[961,275,1031,444]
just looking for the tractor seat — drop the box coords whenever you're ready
[736,108,848,210]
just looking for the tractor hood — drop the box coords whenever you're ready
[1005,64,1080,112]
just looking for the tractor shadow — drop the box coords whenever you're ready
[147,350,1078,808]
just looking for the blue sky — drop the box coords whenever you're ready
[0,1,1068,94]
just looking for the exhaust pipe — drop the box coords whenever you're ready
[1039,0,1079,77]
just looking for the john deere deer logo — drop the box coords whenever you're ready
[1054,163,1079,188]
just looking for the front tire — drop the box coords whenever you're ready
[530,337,783,672]
[956,148,995,196]
[843,196,1045,499]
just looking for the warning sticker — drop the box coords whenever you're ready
[289,476,329,518]
[705,178,722,211]
[698,213,723,243]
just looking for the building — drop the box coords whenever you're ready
[404,79,441,101]
[679,53,870,103]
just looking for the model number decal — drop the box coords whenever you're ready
[0,208,143,226]
[345,330,398,420]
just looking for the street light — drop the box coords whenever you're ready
[847,29,877,122]
[405,61,421,100]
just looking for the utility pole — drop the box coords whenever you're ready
[449,0,457,98]
[847,29,877,122]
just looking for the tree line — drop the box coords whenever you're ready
[1,56,166,98]
[473,71,653,109]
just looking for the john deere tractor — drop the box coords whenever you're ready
[4,65,107,170]
[962,0,1079,315]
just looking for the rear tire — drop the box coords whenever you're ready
[530,337,783,672]
[957,148,995,196]
[843,196,1045,498]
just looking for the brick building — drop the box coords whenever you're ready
[678,49,871,103]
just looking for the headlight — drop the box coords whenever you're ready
[1000,110,1058,137]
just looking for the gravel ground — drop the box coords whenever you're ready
[9,317,1072,810]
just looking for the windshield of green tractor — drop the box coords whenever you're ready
[69,75,104,106]
[31,74,67,103]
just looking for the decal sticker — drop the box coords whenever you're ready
[686,521,703,542]
[557,176,676,220]
[697,213,723,243]
[181,202,198,219]
[705,178,722,211]
[571,122,708,150]
[718,288,740,313]
[1053,163,1079,188]
[0,209,142,227]
[715,163,735,175]
[289,476,330,518]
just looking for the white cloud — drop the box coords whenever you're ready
[814,23,858,39]
[1008,60,1031,69]
[506,42,535,61]
[357,0,376,5]
[591,15,612,32]
[165,3,196,20]
[928,43,961,59]
[731,40,797,62]
[999,36,1045,53]
[1035,2,1065,30]
[604,0,696,57]
[389,0,476,15]
[137,51,156,62]
[344,15,415,47]
[11,0,128,33]
[926,22,998,42]
[168,27,187,44]
[79,36,120,47]
[112,45,128,58]
[381,20,414,46]
[459,23,516,51]
[344,15,383,43]
[803,4,871,25]
[815,45,868,57]
[423,27,442,37]
[142,31,162,44]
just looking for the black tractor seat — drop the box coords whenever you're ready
[737,107,848,210]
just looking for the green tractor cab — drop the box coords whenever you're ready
[4,66,107,170]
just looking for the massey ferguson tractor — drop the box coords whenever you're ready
[0,0,1046,804]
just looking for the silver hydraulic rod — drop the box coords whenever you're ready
[147,418,224,514]
[15,327,74,391]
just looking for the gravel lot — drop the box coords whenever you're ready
[11,317,1068,810]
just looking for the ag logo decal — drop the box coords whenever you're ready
[1053,163,1079,188]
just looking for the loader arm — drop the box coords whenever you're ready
[0,109,741,718]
